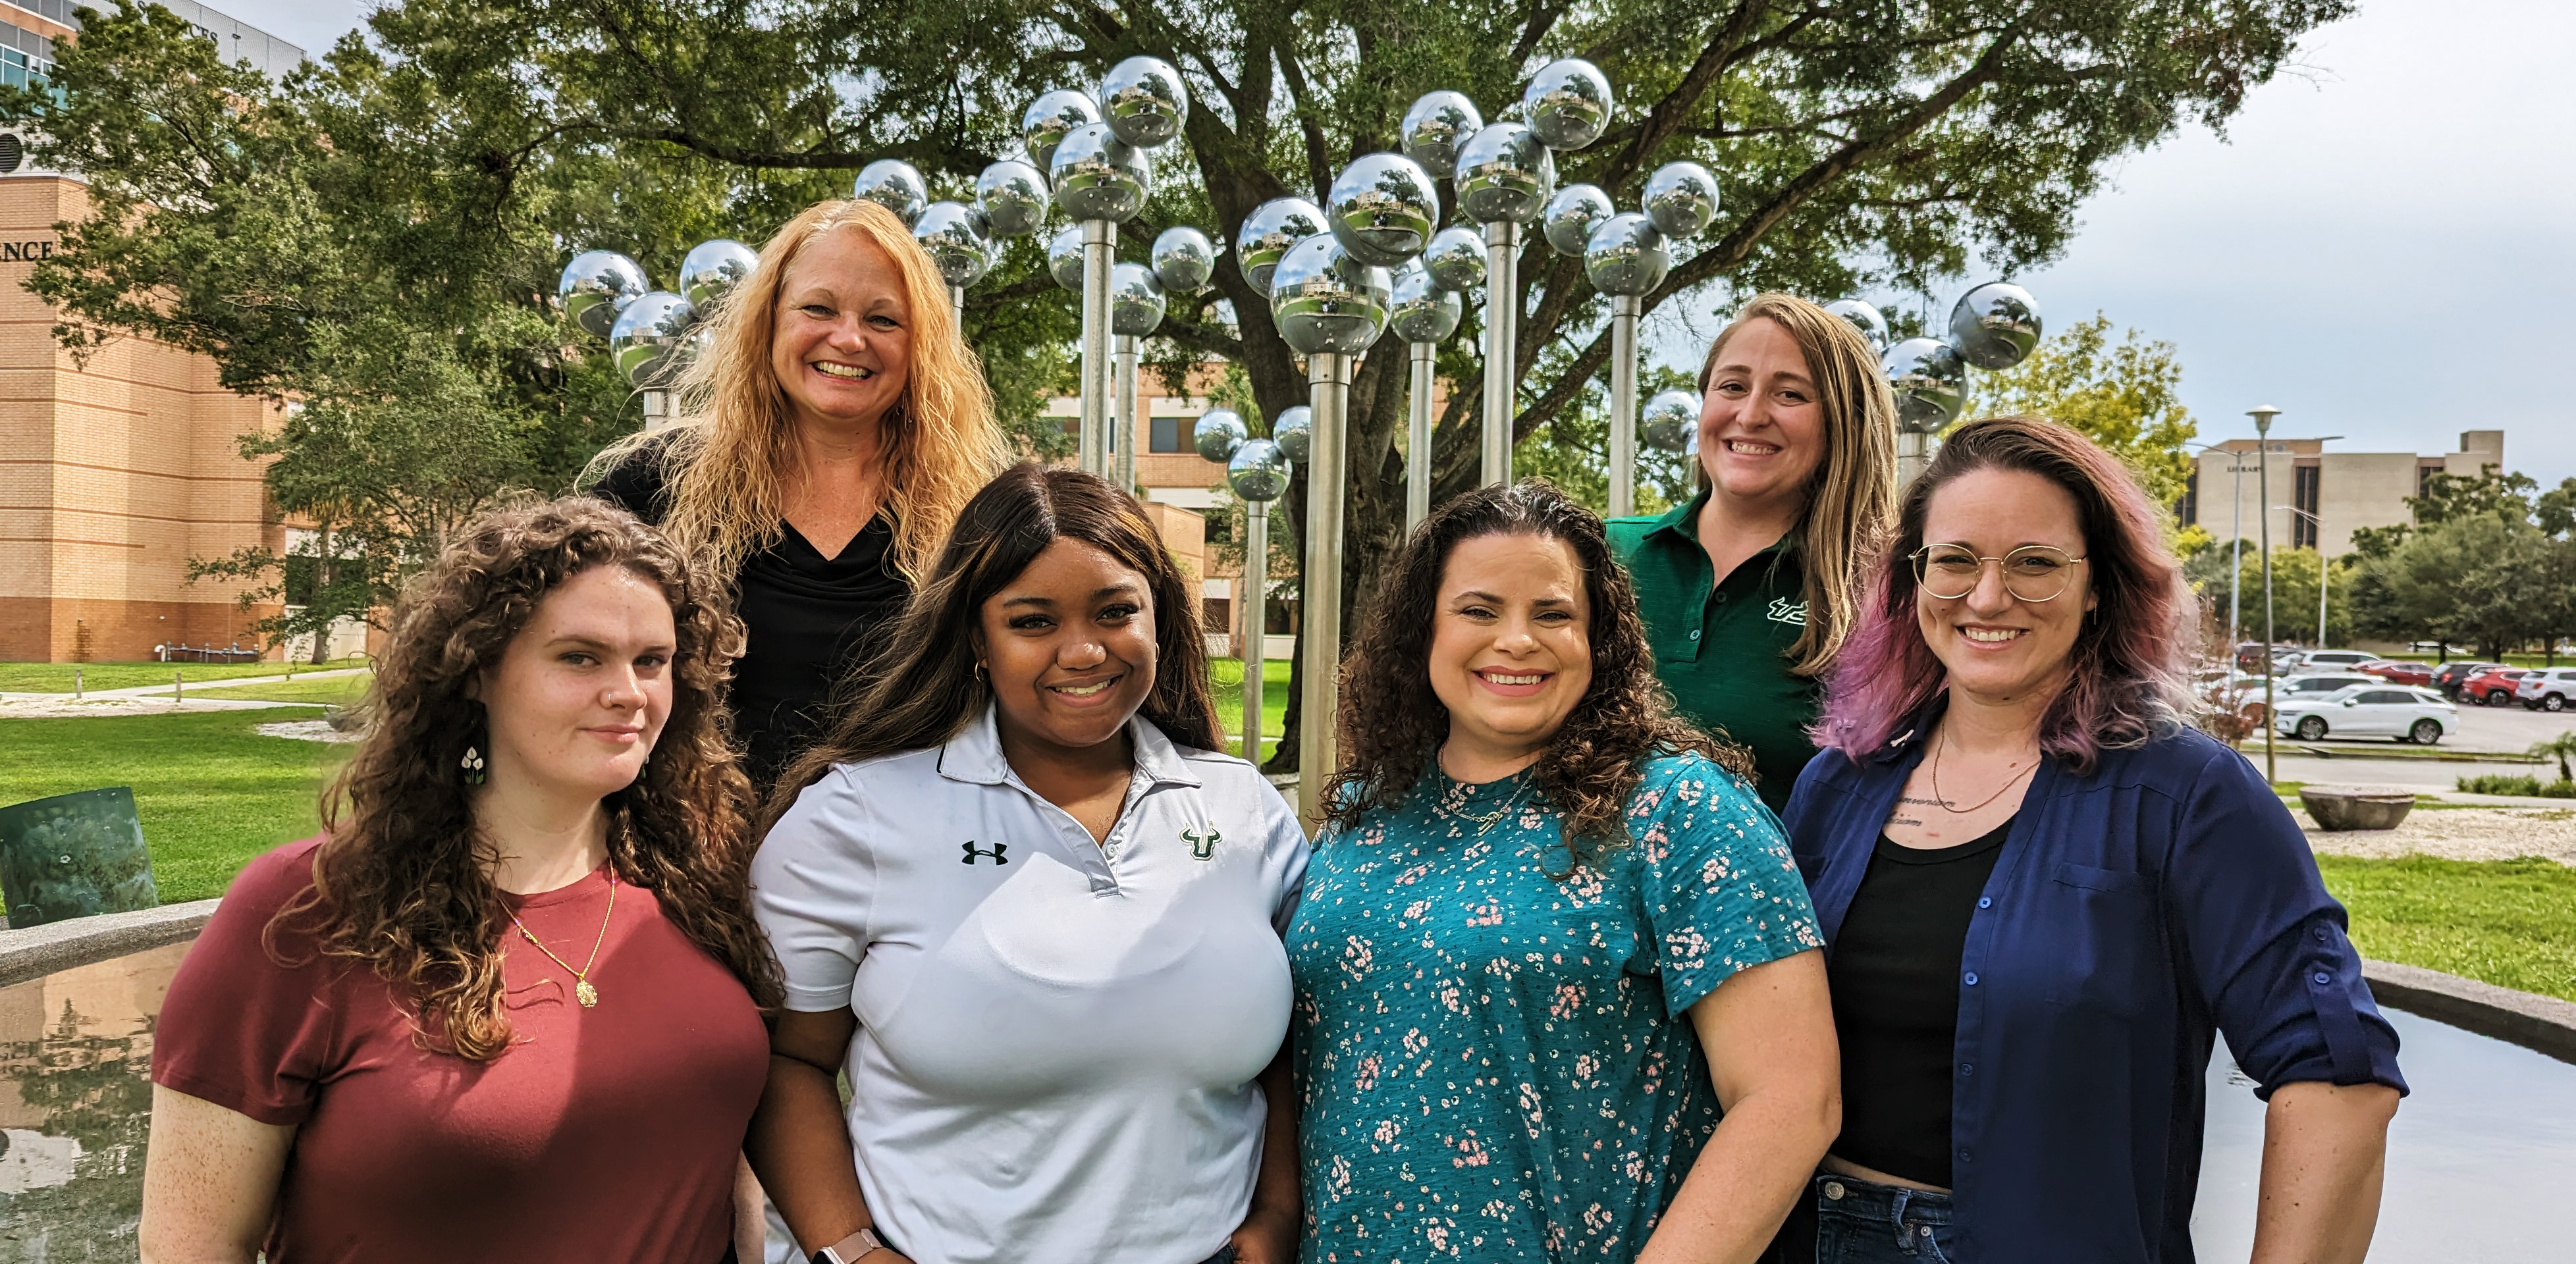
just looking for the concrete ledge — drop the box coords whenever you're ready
[2365,958,2576,1066]
[0,899,217,989]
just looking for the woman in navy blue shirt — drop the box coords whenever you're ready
[1778,417,2403,1264]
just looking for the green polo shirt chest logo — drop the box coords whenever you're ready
[1767,598,1808,626]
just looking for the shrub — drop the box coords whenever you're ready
[2457,774,2544,796]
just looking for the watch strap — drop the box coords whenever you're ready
[813,1226,888,1264]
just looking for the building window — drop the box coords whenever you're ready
[1150,411,1190,454]
[2177,469,2199,529]
[2292,464,2320,550]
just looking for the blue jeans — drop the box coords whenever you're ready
[1810,1172,1956,1263]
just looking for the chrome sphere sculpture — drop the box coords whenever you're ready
[1272,406,1312,463]
[1824,298,1889,351]
[1457,120,1553,490]
[1099,56,1189,147]
[609,292,695,387]
[1642,161,1721,239]
[1326,151,1439,267]
[1642,388,1701,452]
[1542,184,1616,257]
[1235,198,1329,298]
[851,159,929,228]
[1152,226,1217,294]
[1883,336,1969,432]
[1522,58,1613,150]
[1583,213,1669,296]
[1229,437,1292,502]
[1400,91,1484,174]
[559,250,649,338]
[1388,262,1464,344]
[1110,262,1167,336]
[1226,432,1293,762]
[1268,234,1393,356]
[1020,90,1100,172]
[1048,226,1087,291]
[1049,122,1152,223]
[913,202,992,289]
[975,160,1051,238]
[1455,122,1556,224]
[1948,281,2043,369]
[1193,408,1248,462]
[678,239,759,314]
[1421,226,1488,290]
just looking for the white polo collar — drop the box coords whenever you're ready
[936,702,1204,791]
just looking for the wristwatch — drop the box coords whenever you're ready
[813,1226,890,1264]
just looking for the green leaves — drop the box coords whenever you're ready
[1962,313,2199,508]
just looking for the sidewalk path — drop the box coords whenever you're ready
[0,668,370,718]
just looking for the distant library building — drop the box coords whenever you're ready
[0,1,305,663]
[2178,430,2506,560]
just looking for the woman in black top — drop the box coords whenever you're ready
[588,199,1011,786]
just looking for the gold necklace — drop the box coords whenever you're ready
[1441,760,1535,837]
[506,870,618,1009]
[1928,727,2037,816]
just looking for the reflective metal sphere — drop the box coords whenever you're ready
[1642,161,1719,239]
[1400,90,1483,174]
[1388,261,1464,344]
[1229,438,1292,502]
[1642,388,1700,453]
[975,160,1050,238]
[609,291,695,387]
[1020,90,1100,172]
[1110,262,1166,336]
[1421,225,1488,291]
[1327,152,1439,267]
[1542,184,1615,257]
[559,250,649,338]
[1455,122,1555,225]
[1050,122,1151,223]
[1271,406,1312,463]
[1151,226,1216,294]
[1235,197,1329,298]
[1883,336,1968,432]
[1048,225,1087,292]
[672,324,716,378]
[1948,280,2043,370]
[1583,213,1669,297]
[1268,234,1393,356]
[677,239,759,313]
[1193,408,1247,462]
[913,202,992,289]
[1823,298,1889,351]
[1522,58,1613,150]
[1099,55,1188,148]
[851,159,929,228]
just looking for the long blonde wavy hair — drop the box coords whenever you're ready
[594,199,1011,580]
[1697,292,1901,678]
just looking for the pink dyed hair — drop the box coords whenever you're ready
[1814,416,2201,771]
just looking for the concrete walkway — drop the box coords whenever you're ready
[0,668,369,718]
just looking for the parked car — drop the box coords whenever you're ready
[2358,659,2436,687]
[2234,641,2304,672]
[2278,672,2378,700]
[2274,684,2455,744]
[2297,650,2379,672]
[2517,667,2576,712]
[2461,666,2530,707]
[2433,660,2504,700]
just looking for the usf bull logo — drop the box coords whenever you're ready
[1182,827,1221,860]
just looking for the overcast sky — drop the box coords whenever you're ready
[225,0,2574,483]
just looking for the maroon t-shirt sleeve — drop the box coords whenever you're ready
[151,838,348,1127]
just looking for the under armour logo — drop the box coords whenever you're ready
[961,841,1009,865]
[1182,826,1221,860]
[1767,598,1809,626]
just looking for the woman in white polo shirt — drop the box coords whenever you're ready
[746,463,1307,1264]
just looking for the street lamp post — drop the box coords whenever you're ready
[2251,405,2282,783]
[2280,504,2329,648]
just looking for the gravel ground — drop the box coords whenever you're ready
[2296,806,2576,866]
[251,719,363,743]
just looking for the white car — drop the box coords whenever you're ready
[2294,650,2378,672]
[2274,684,2455,744]
[2276,672,2377,700]
[2517,668,2576,712]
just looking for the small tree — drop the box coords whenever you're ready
[1962,314,2199,508]
[2530,731,2576,785]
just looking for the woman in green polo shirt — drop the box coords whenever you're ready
[1608,293,1899,812]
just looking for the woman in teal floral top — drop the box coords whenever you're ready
[1289,481,1838,1263]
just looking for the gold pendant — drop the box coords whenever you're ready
[576,979,599,1008]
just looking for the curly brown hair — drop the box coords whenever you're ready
[1328,480,1750,861]
[269,497,782,1060]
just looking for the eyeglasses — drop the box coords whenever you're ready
[1910,543,2087,602]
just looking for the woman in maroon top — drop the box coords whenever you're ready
[142,498,780,1264]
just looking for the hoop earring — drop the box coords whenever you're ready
[973,661,987,681]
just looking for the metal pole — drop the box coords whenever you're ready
[1407,341,1435,532]
[1480,222,1520,486]
[2257,425,2276,783]
[643,388,672,431]
[950,285,966,327]
[1896,431,1929,487]
[2319,540,2330,649]
[1299,351,1352,830]
[1242,498,1268,763]
[1115,334,1140,492]
[2229,461,2243,648]
[1079,219,1115,475]
[1607,294,1640,517]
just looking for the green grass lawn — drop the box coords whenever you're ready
[185,673,375,705]
[2321,855,2576,1003]
[1208,658,1293,764]
[0,708,344,902]
[0,658,367,693]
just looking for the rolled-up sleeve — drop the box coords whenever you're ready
[2170,747,2406,1099]
[751,769,876,1013]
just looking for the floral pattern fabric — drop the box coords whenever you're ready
[1287,753,1823,1263]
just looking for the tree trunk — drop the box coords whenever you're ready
[311,519,335,666]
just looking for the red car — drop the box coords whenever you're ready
[2461,666,2529,706]
[2359,659,2436,687]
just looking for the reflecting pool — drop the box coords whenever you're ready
[0,939,183,1259]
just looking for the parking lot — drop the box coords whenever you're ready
[2271,687,2576,754]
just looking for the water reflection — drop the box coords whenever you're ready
[0,939,187,1259]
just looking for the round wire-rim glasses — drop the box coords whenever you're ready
[1910,542,2089,602]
